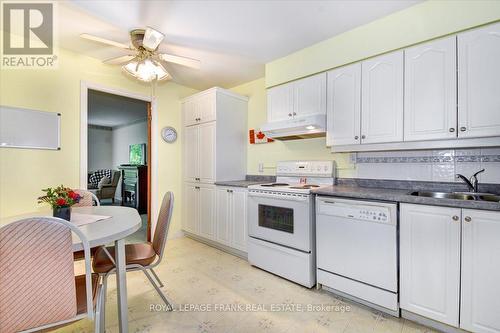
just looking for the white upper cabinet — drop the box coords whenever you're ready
[183,99,198,127]
[267,73,326,122]
[267,83,294,122]
[400,204,461,327]
[460,209,500,333]
[183,126,199,182]
[182,88,247,184]
[326,63,361,146]
[293,73,326,117]
[405,36,458,141]
[361,51,404,144]
[198,122,216,183]
[458,22,500,139]
[197,93,216,124]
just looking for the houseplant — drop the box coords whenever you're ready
[38,185,82,221]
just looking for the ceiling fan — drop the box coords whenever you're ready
[80,27,200,82]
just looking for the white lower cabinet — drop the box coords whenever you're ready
[215,187,247,252]
[184,184,247,253]
[461,209,500,333]
[401,204,500,333]
[400,204,461,326]
[182,183,215,240]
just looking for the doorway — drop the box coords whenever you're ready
[80,82,157,243]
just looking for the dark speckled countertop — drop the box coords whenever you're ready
[313,185,500,211]
[215,175,276,188]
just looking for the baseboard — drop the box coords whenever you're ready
[401,310,467,333]
[168,230,185,240]
[183,231,248,260]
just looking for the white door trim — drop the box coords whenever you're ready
[80,81,159,231]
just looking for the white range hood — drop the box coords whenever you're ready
[260,114,326,141]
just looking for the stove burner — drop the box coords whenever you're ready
[261,183,290,187]
[289,184,321,189]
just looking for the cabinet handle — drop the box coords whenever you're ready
[195,186,200,190]
[460,126,467,132]
[361,135,366,139]
[288,113,292,117]
[452,215,459,221]
[354,135,359,140]
[449,128,455,133]
[293,112,297,116]
[464,216,472,223]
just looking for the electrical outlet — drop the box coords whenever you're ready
[258,163,264,173]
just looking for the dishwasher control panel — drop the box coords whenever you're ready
[317,198,396,225]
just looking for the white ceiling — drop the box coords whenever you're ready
[60,0,420,90]
[88,90,148,127]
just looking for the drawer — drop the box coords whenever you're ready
[123,170,138,178]
[124,184,136,192]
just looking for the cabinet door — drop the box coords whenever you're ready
[183,100,198,127]
[267,84,293,122]
[293,73,326,118]
[182,183,199,234]
[198,122,216,183]
[197,92,216,124]
[400,204,461,326]
[326,63,361,146]
[461,209,500,333]
[183,126,199,182]
[215,187,231,245]
[405,37,457,141]
[198,185,216,240]
[361,51,404,144]
[231,188,247,252]
[458,22,500,138]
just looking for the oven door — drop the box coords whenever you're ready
[248,190,312,252]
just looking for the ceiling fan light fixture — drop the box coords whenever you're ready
[122,58,170,82]
[143,27,165,51]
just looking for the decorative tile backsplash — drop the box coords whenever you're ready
[348,148,500,184]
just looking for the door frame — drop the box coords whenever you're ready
[80,81,159,238]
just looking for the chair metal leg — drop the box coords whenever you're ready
[99,275,108,333]
[150,268,164,288]
[143,269,173,311]
[94,280,102,333]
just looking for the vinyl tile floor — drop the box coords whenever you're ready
[54,237,437,333]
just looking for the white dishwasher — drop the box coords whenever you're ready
[316,196,399,315]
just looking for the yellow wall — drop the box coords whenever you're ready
[0,48,197,236]
[230,78,354,176]
[266,0,500,87]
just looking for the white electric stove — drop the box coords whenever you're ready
[247,161,335,287]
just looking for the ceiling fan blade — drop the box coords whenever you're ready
[80,33,131,49]
[158,53,201,69]
[103,55,136,65]
[143,27,164,51]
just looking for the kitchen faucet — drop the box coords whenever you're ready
[456,169,485,193]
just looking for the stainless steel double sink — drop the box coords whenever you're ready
[410,191,500,202]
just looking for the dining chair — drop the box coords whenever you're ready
[74,189,101,207]
[0,217,102,333]
[73,189,100,261]
[92,191,174,332]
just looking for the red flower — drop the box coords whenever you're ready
[68,191,78,199]
[56,198,67,206]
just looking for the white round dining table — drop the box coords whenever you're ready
[0,205,141,333]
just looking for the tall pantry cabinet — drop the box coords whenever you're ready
[181,87,248,248]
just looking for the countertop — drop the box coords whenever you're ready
[313,185,500,211]
[214,180,268,188]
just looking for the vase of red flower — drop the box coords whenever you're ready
[38,185,82,221]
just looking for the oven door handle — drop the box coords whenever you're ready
[248,192,309,202]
